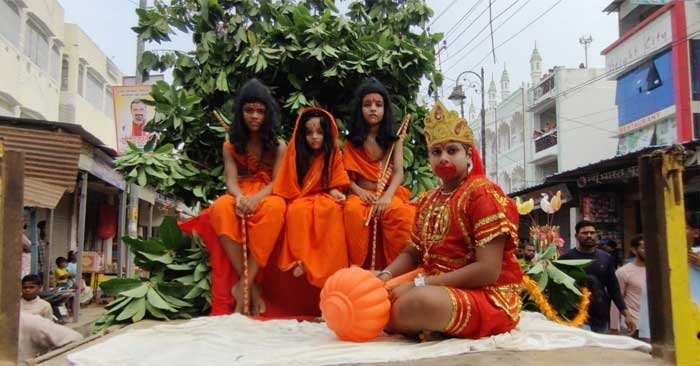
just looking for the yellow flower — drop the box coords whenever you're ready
[515,197,534,215]
[550,190,562,213]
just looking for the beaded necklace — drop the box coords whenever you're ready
[419,186,457,264]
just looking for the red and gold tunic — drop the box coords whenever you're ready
[410,175,522,338]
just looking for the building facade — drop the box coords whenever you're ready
[472,46,619,194]
[602,0,700,153]
[0,0,123,149]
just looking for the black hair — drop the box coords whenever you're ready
[687,212,700,229]
[630,235,644,249]
[295,110,334,189]
[56,256,67,266]
[22,274,42,286]
[229,78,280,155]
[348,77,397,150]
[130,99,146,108]
[575,220,596,235]
[68,250,76,262]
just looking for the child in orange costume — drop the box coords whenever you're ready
[209,79,287,315]
[343,78,415,269]
[273,107,350,288]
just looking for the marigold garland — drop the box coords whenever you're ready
[521,274,591,327]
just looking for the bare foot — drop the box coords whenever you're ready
[293,263,305,278]
[250,283,266,315]
[231,282,248,314]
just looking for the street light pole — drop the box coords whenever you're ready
[448,68,486,167]
[480,67,486,169]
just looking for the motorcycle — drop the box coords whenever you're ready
[40,288,75,324]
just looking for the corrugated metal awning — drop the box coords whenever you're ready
[24,177,66,209]
[0,125,81,193]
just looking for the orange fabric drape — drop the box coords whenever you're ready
[342,143,415,266]
[209,141,285,267]
[273,107,350,287]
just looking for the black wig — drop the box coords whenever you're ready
[348,77,397,150]
[295,110,334,189]
[229,78,280,154]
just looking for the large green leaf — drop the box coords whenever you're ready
[123,237,167,254]
[120,283,149,298]
[160,216,185,250]
[106,296,134,314]
[147,287,176,311]
[116,297,146,321]
[100,278,144,296]
[159,292,194,308]
[140,251,174,264]
[156,281,193,299]
[554,259,593,268]
[546,263,582,296]
[146,301,170,320]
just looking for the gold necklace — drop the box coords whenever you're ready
[420,188,455,263]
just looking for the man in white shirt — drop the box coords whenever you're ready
[17,274,83,364]
[20,274,52,319]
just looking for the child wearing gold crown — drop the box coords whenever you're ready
[377,101,523,339]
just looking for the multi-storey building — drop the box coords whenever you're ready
[602,0,700,153]
[0,0,123,148]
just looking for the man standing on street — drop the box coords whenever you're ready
[560,220,635,333]
[610,235,646,336]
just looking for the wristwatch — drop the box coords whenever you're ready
[413,273,426,287]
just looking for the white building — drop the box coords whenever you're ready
[0,0,123,149]
[472,45,618,194]
[0,0,65,120]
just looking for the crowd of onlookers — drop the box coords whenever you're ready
[516,216,700,340]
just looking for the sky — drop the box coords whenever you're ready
[57,0,619,106]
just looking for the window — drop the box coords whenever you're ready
[50,45,60,81]
[60,58,69,91]
[0,0,19,46]
[24,21,49,72]
[77,63,85,96]
[85,70,104,110]
[638,60,662,93]
[104,86,114,118]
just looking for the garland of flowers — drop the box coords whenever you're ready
[522,274,591,327]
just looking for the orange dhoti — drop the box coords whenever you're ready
[344,189,414,267]
[208,178,286,267]
[279,193,348,288]
[273,107,351,288]
[342,143,415,267]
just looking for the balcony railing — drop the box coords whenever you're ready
[533,129,557,152]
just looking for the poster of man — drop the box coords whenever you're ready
[112,85,154,153]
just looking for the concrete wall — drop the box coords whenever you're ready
[0,0,65,120]
[556,68,619,172]
[60,24,122,148]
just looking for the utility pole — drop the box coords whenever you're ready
[579,35,593,68]
[126,0,148,276]
[434,40,447,102]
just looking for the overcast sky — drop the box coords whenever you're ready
[57,0,619,106]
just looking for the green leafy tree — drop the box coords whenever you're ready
[120,0,443,204]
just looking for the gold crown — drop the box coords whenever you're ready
[423,100,473,147]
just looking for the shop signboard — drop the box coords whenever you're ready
[604,10,671,76]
